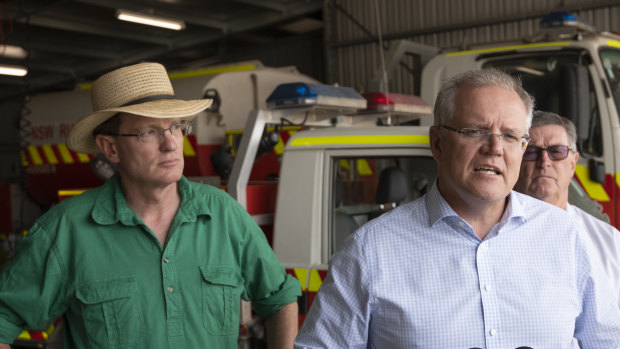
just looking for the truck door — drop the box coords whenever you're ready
[598,48,620,226]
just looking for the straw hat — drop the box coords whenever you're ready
[66,62,212,154]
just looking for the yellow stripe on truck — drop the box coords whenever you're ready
[42,144,58,165]
[58,190,87,197]
[446,42,570,57]
[274,130,298,155]
[293,268,323,292]
[57,143,75,164]
[27,145,43,165]
[608,40,620,49]
[76,152,90,163]
[575,164,610,202]
[183,136,196,157]
[23,141,195,166]
[168,63,256,79]
[290,135,429,147]
[80,63,257,90]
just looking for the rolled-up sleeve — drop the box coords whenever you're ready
[0,222,67,343]
[239,212,301,318]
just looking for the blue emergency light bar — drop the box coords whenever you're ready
[540,11,595,33]
[540,11,577,28]
[266,82,367,110]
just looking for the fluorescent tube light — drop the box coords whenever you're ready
[0,64,28,77]
[0,45,27,59]
[116,10,185,30]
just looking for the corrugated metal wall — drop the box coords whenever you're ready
[325,0,620,95]
[229,31,325,83]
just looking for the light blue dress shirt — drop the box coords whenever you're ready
[294,183,620,349]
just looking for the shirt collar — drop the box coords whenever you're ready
[91,174,212,226]
[426,180,527,228]
[91,174,130,225]
[506,190,527,222]
[175,176,212,223]
[426,181,459,226]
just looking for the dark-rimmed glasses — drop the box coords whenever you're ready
[523,145,572,161]
[439,125,530,148]
[108,121,192,144]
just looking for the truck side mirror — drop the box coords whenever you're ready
[588,158,606,184]
[560,64,590,142]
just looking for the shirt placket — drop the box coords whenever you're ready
[476,239,501,348]
[161,227,184,337]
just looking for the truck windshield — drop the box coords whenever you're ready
[483,52,602,156]
[600,49,620,117]
[330,156,437,254]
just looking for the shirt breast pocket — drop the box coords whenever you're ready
[200,265,243,335]
[76,275,144,348]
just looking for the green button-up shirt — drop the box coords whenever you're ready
[0,175,300,348]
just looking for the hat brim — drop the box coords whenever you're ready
[67,98,213,154]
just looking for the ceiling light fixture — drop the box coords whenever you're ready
[0,45,28,59]
[0,64,28,77]
[116,9,185,30]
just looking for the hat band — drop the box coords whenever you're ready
[121,94,175,107]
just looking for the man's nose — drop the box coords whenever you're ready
[485,133,504,154]
[159,129,178,150]
[536,149,552,166]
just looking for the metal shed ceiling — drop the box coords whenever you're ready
[0,0,324,100]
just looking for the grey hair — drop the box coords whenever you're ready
[433,68,535,131]
[530,110,578,152]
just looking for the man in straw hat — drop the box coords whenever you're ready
[0,62,301,348]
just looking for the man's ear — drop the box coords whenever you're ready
[429,126,442,162]
[95,134,120,163]
[570,151,579,173]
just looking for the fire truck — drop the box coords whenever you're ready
[415,11,620,226]
[248,10,620,331]
[227,83,434,330]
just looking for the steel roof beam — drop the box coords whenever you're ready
[74,0,231,32]
[21,16,174,46]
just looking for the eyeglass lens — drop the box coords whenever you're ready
[440,125,528,147]
[523,145,570,161]
[137,122,191,143]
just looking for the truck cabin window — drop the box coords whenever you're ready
[600,49,620,122]
[330,156,437,254]
[483,53,602,157]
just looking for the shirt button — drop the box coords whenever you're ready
[490,329,497,336]
[167,286,174,293]
[163,257,170,263]
[485,284,491,291]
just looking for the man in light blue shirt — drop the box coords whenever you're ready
[294,69,620,348]
[515,111,620,306]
